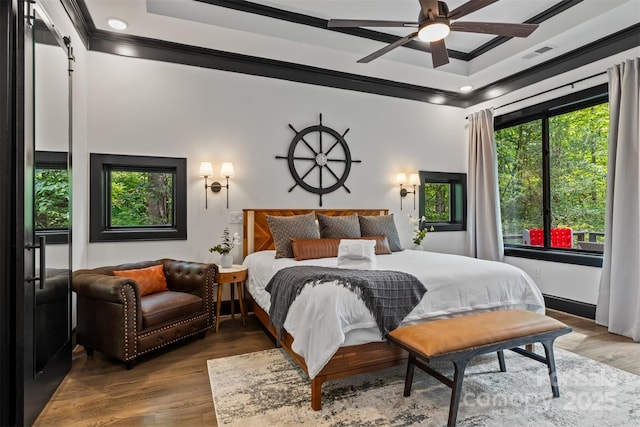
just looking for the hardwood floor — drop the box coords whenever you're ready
[34,310,639,426]
[549,309,640,375]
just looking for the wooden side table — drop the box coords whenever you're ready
[215,264,248,333]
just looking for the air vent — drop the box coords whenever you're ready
[535,46,554,54]
[522,45,555,60]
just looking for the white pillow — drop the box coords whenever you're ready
[337,239,376,270]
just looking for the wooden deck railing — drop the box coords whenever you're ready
[503,231,604,251]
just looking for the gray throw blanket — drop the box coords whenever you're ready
[265,266,427,340]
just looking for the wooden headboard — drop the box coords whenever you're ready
[242,209,389,258]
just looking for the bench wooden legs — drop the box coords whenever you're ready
[403,355,470,427]
[402,335,565,427]
[497,350,506,372]
[448,360,469,427]
[542,341,559,397]
[403,355,415,397]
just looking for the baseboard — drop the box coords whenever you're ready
[543,294,596,320]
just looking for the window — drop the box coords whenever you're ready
[35,151,69,244]
[90,153,187,242]
[495,85,608,266]
[418,171,467,231]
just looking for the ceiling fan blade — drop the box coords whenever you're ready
[357,32,419,63]
[418,0,440,17]
[450,21,539,37]
[328,19,417,28]
[447,0,498,20]
[430,39,450,68]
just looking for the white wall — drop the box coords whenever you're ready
[50,0,639,306]
[81,52,468,268]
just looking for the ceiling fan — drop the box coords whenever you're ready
[327,0,539,68]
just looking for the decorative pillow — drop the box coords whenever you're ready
[358,214,404,252]
[317,213,361,238]
[266,212,320,258]
[337,239,377,270]
[290,236,391,261]
[113,264,168,296]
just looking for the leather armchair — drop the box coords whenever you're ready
[72,259,217,368]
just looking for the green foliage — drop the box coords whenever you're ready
[35,166,174,231]
[35,168,69,229]
[422,183,450,222]
[496,103,609,246]
[408,215,434,245]
[110,171,173,226]
[209,228,240,254]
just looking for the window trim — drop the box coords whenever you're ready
[89,153,187,242]
[495,84,608,267]
[418,171,467,232]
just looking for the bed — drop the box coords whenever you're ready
[241,208,545,410]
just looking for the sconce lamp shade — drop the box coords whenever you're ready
[201,161,234,209]
[220,162,235,178]
[398,171,419,210]
[199,162,214,177]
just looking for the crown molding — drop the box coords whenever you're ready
[88,28,467,106]
[61,0,639,108]
[465,23,640,107]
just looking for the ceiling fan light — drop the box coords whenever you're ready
[418,22,450,42]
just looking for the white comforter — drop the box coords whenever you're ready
[243,249,545,379]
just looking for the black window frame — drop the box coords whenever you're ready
[89,153,187,242]
[417,171,467,232]
[494,84,608,267]
[35,150,69,244]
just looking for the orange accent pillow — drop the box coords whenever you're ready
[113,264,168,296]
[290,236,391,261]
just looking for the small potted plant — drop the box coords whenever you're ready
[408,215,434,250]
[209,227,240,268]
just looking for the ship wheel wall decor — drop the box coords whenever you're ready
[276,114,361,206]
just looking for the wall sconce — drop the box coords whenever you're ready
[397,172,420,210]
[199,162,234,209]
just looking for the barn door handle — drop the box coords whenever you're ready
[25,235,46,290]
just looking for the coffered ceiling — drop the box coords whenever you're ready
[71,0,640,106]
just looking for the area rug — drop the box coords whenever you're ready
[208,347,640,426]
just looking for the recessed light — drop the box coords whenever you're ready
[107,18,127,31]
[459,85,473,93]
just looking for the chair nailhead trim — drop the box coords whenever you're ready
[121,284,138,360]
[120,265,217,361]
[137,313,210,355]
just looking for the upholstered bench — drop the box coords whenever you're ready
[386,310,572,427]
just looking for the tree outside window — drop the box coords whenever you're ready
[109,171,173,227]
[495,91,608,256]
[89,154,186,242]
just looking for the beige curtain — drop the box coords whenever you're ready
[596,58,640,342]
[466,109,504,261]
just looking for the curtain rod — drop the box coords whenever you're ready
[466,71,607,119]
